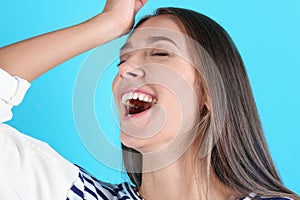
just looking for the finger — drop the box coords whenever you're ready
[134,0,148,13]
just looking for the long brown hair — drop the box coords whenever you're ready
[122,7,299,199]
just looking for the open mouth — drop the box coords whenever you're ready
[121,91,158,116]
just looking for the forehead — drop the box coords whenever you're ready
[138,15,184,31]
[121,15,193,62]
[127,15,184,44]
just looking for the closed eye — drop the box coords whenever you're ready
[118,49,171,67]
[151,49,170,57]
[117,60,125,67]
[152,52,169,56]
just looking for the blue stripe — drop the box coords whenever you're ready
[70,185,84,198]
[94,185,110,200]
[91,175,101,182]
[124,183,139,200]
[81,173,110,200]
[79,173,84,183]
[82,171,117,198]
[99,184,116,196]
[84,186,99,200]
[90,176,118,195]
[82,174,96,186]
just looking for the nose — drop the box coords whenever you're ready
[118,61,145,79]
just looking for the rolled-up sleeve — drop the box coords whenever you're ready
[0,68,31,123]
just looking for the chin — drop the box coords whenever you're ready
[120,131,145,150]
[120,131,162,153]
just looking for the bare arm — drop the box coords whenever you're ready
[0,0,147,81]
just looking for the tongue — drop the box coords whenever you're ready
[128,99,152,115]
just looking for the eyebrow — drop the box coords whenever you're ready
[120,36,179,52]
[120,42,132,52]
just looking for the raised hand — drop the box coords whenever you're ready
[0,0,147,81]
[102,0,148,33]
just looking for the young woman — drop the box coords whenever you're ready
[0,0,298,199]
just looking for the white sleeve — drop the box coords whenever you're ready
[0,68,80,199]
[0,124,79,200]
[0,68,31,123]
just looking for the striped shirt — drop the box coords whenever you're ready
[67,166,144,200]
[67,166,295,200]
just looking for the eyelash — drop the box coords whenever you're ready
[117,60,125,67]
[117,50,170,67]
[150,49,170,57]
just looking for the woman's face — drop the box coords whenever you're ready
[112,15,201,153]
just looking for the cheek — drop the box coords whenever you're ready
[112,76,121,109]
[112,75,118,91]
[169,59,196,85]
[163,95,182,137]
[161,66,199,133]
[155,86,189,136]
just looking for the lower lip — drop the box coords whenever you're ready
[122,107,152,121]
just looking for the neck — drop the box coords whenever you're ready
[139,154,240,200]
[140,155,198,200]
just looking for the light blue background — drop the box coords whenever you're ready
[1,0,299,194]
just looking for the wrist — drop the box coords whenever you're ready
[90,13,131,39]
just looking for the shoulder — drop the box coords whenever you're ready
[67,165,144,200]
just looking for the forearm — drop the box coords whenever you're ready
[0,13,121,82]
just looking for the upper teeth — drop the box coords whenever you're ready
[121,92,157,105]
